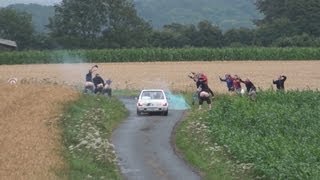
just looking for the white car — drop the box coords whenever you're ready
[136,89,169,116]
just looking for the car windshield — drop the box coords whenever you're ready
[141,91,164,100]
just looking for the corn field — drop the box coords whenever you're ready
[1,47,320,65]
[203,90,320,179]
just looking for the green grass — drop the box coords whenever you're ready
[2,47,320,65]
[176,90,320,179]
[175,93,255,179]
[112,89,140,97]
[58,89,320,179]
[59,94,128,179]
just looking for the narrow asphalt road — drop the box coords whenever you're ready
[112,97,200,180]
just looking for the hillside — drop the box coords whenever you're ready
[135,0,261,29]
[8,0,261,33]
[8,3,54,33]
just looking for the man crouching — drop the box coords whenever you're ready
[93,74,105,94]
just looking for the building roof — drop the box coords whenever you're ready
[0,38,17,48]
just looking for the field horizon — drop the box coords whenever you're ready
[1,61,319,92]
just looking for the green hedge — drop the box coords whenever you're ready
[1,47,320,65]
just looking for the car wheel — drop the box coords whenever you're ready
[163,110,168,116]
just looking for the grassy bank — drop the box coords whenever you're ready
[176,90,320,179]
[1,47,320,64]
[59,94,128,179]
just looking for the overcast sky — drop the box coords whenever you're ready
[0,0,61,7]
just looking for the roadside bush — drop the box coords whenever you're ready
[273,34,320,47]
[2,47,320,65]
[61,94,127,179]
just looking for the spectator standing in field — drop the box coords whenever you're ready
[197,77,214,110]
[240,78,257,100]
[232,75,242,94]
[219,74,234,92]
[93,73,105,94]
[273,75,287,90]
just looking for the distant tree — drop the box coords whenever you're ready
[150,21,226,48]
[150,30,178,48]
[31,33,56,49]
[0,8,35,49]
[224,28,254,46]
[193,20,224,47]
[254,17,298,46]
[8,4,55,33]
[48,0,152,49]
[272,33,320,47]
[255,0,320,45]
[150,23,196,48]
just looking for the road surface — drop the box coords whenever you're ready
[112,97,200,180]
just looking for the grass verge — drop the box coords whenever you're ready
[176,90,320,179]
[112,89,140,97]
[59,94,128,179]
[175,93,254,180]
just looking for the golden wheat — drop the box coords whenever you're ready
[0,84,79,179]
[1,61,319,92]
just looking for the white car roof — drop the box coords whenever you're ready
[139,89,166,99]
[141,89,164,91]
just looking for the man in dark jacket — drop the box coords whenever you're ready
[273,75,287,90]
[84,65,98,93]
[240,78,257,100]
[85,65,98,82]
[240,78,256,93]
[93,74,105,94]
[85,70,93,82]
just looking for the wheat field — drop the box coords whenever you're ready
[1,61,319,92]
[0,84,79,179]
[0,61,320,179]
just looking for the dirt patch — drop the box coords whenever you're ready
[0,61,319,92]
[0,84,79,179]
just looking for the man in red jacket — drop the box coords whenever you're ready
[232,75,242,94]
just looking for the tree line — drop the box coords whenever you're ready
[1,0,320,50]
